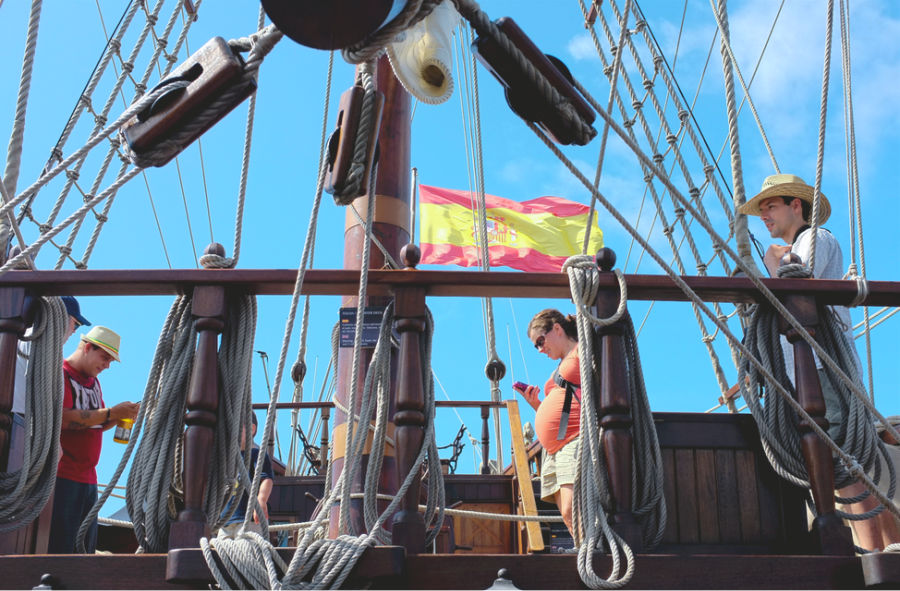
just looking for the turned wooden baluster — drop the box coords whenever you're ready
[391,244,427,554]
[594,248,642,551]
[169,263,226,549]
[480,404,491,475]
[0,287,27,472]
[777,254,853,555]
[319,405,330,473]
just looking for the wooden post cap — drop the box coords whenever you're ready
[400,244,420,269]
[596,247,617,271]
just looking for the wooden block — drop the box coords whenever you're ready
[735,449,761,542]
[674,449,699,544]
[714,448,742,544]
[695,449,720,543]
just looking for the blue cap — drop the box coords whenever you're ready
[61,296,91,327]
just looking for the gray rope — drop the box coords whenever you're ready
[713,0,757,275]
[0,297,66,531]
[199,5,267,271]
[737,276,899,542]
[807,0,835,275]
[0,0,43,259]
[565,256,665,589]
[341,0,442,65]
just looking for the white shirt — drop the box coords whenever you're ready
[780,227,858,380]
[12,340,30,415]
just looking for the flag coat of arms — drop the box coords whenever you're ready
[418,185,604,272]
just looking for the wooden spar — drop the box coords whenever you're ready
[776,255,853,555]
[4,268,900,306]
[329,54,410,538]
[594,248,642,550]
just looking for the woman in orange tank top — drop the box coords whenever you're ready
[514,308,581,545]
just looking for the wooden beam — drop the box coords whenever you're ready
[3,268,899,306]
[505,399,544,552]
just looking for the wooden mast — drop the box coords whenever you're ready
[329,54,411,538]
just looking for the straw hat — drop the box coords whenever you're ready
[81,325,121,362]
[737,173,831,224]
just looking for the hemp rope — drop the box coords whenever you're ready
[0,0,43,259]
[0,298,66,531]
[565,255,666,589]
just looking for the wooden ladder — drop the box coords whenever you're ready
[505,399,545,552]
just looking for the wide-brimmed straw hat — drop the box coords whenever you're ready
[737,173,831,224]
[81,325,121,362]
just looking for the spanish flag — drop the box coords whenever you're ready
[419,185,603,272]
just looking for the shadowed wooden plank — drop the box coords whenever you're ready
[505,400,544,552]
[715,448,742,544]
[696,449,720,543]
[661,447,679,543]
[735,449,761,542]
[675,449,699,544]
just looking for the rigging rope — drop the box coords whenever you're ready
[0,0,43,260]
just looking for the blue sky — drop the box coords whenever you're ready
[2,0,898,518]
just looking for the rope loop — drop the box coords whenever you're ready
[775,262,812,279]
[563,255,628,327]
[199,252,235,269]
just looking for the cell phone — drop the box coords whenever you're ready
[513,381,529,392]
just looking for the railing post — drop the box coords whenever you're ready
[594,248,642,550]
[480,404,491,474]
[391,245,426,554]
[0,287,27,473]
[169,283,226,549]
[319,405,330,474]
[777,255,853,555]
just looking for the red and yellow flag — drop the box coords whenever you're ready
[418,185,603,272]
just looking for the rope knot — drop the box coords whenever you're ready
[122,61,134,74]
[108,39,121,53]
[688,187,700,199]
[75,260,87,270]
[704,164,715,175]
[662,225,674,237]
[603,65,613,77]
[156,37,168,49]
[631,99,642,110]
[634,19,647,32]
[652,153,664,164]
[146,13,158,26]
[39,223,51,233]
[678,109,689,122]
[94,114,108,127]
[199,253,236,269]
[58,245,72,256]
[623,119,635,129]
[696,263,707,274]
[94,212,108,223]
[134,82,147,94]
[642,78,654,90]
[65,169,80,182]
[665,133,677,145]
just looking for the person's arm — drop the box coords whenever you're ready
[515,384,541,411]
[255,477,274,523]
[62,401,139,431]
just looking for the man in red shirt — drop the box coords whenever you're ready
[48,326,139,554]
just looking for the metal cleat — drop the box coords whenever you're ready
[472,17,596,146]
[120,37,257,167]
[324,84,384,201]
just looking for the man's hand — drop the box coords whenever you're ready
[110,401,140,422]
[764,244,792,276]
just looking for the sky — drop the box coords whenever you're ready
[1,0,898,519]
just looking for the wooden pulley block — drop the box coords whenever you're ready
[261,0,404,50]
[324,84,384,199]
[120,37,257,166]
[472,17,596,146]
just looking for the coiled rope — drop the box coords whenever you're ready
[0,297,66,531]
[564,255,666,589]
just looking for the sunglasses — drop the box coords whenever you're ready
[533,334,546,350]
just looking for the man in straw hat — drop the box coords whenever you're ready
[48,325,139,554]
[741,174,898,551]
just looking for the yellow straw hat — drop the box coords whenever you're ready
[81,325,121,362]
[737,173,831,224]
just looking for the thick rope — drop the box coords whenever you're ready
[197,6,267,270]
[0,297,66,531]
[564,256,666,589]
[806,0,835,275]
[341,0,443,65]
[0,0,43,259]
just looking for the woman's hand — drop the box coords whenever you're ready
[515,383,541,411]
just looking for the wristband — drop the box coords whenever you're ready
[105,408,111,423]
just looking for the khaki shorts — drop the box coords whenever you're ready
[540,436,580,502]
